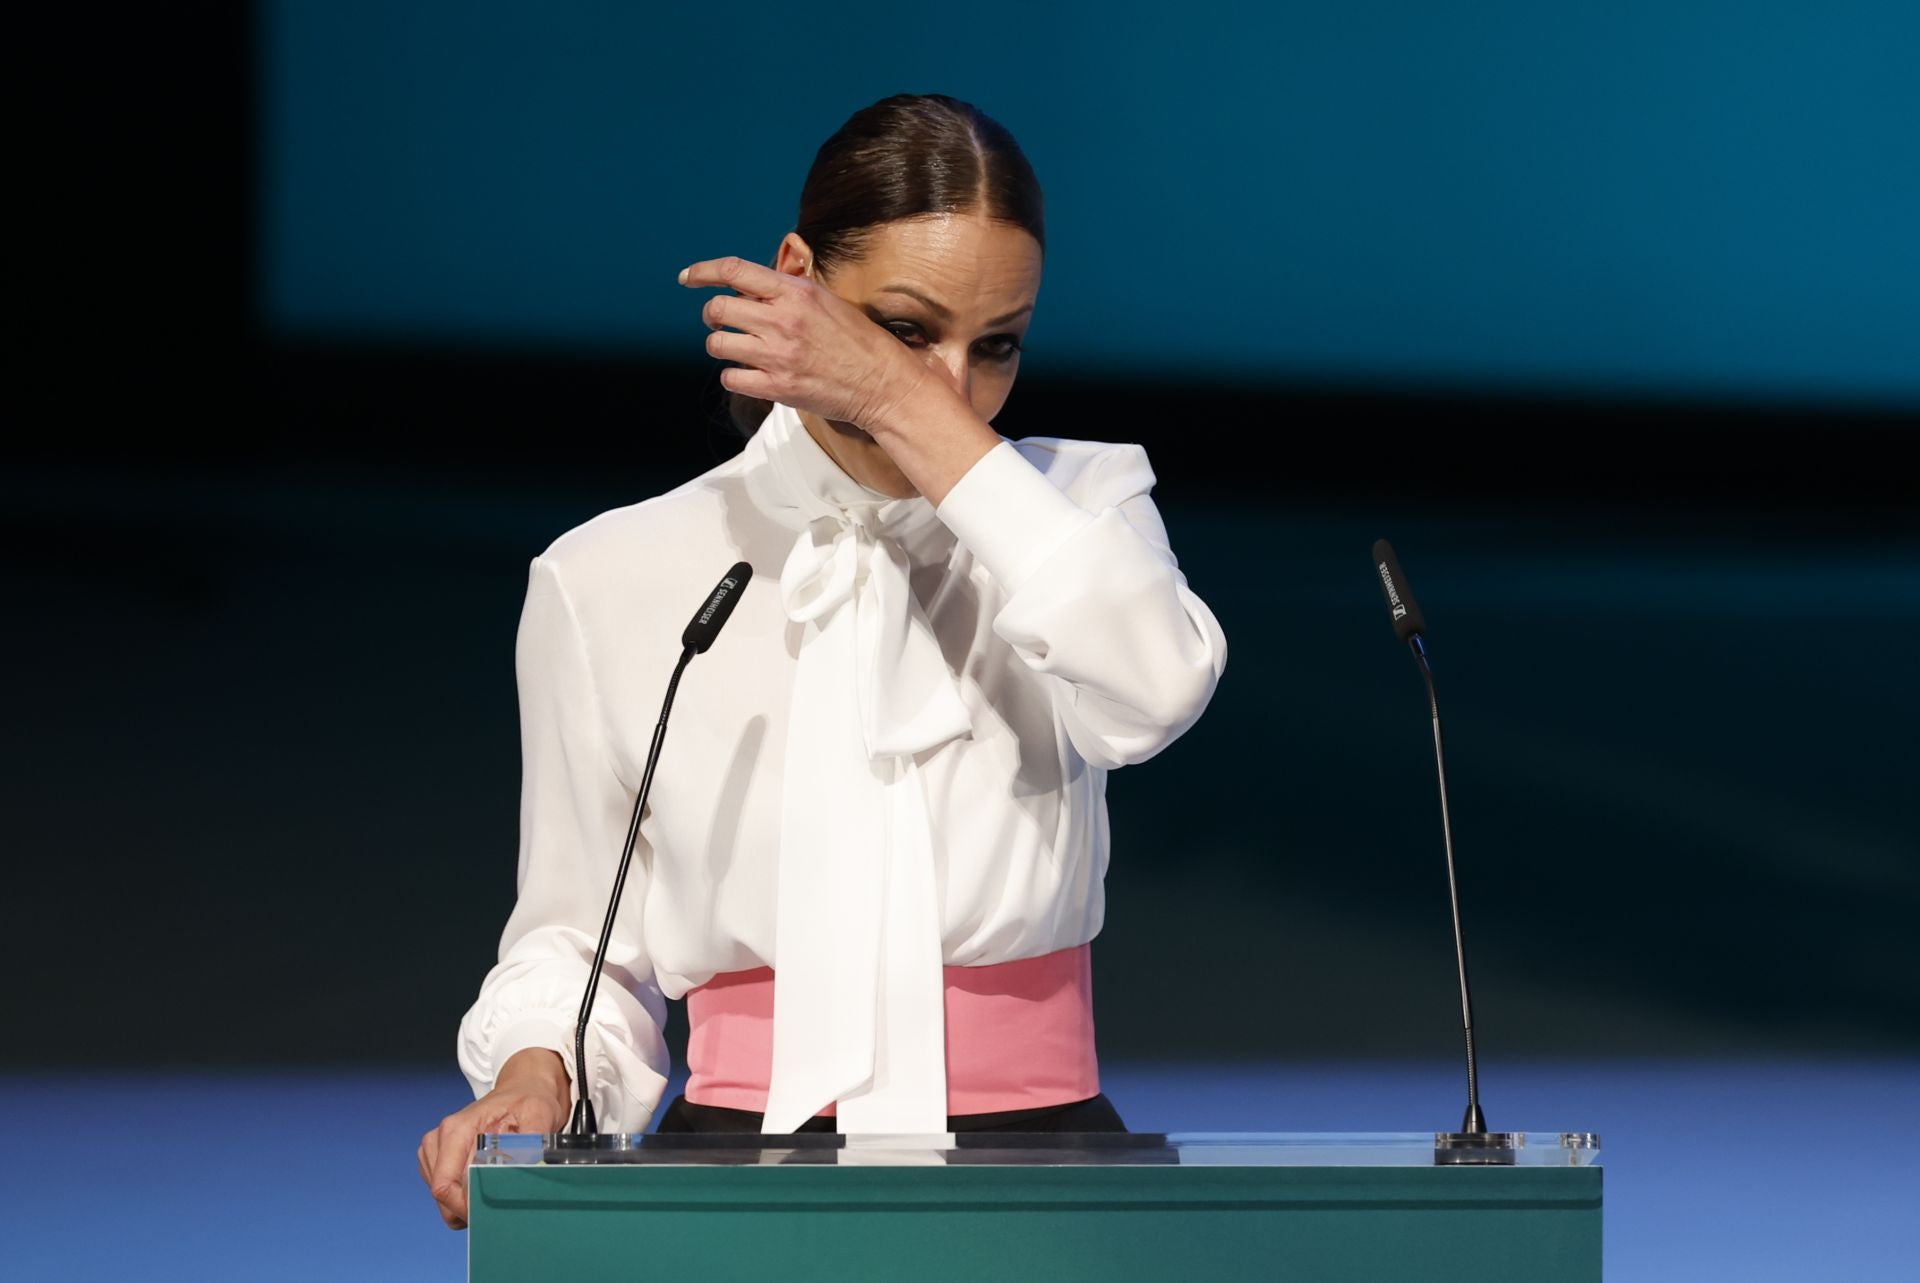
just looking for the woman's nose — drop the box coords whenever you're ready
[931,345,972,400]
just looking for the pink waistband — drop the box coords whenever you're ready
[684,942,1099,1118]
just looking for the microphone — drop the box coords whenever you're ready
[682,563,750,654]
[1369,539,1515,1165]
[556,562,753,1146]
[1372,539,1427,643]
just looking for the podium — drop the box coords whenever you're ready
[469,1130,1601,1281]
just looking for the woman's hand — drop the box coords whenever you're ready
[418,1048,572,1230]
[680,256,937,436]
[680,255,1003,504]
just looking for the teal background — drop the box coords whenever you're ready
[261,1,1920,404]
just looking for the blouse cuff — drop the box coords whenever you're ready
[936,440,1096,595]
[488,1012,579,1090]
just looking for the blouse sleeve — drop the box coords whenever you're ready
[934,440,1228,769]
[454,554,672,1132]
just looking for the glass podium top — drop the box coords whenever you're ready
[475,1131,1601,1168]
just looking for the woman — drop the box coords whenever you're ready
[419,92,1227,1229]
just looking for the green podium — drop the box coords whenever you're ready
[469,1131,1601,1281]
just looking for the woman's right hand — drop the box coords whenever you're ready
[419,1048,572,1230]
[680,255,936,436]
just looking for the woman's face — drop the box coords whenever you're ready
[777,212,1042,427]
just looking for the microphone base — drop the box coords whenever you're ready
[1433,1131,1520,1166]
[547,1131,635,1164]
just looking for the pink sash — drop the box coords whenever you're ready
[685,943,1099,1118]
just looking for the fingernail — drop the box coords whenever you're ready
[677,266,689,284]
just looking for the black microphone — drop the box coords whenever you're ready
[682,562,751,654]
[555,562,753,1147]
[1372,539,1427,643]
[1369,539,1515,1165]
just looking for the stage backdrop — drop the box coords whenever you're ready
[6,1,1914,1074]
[7,8,1915,1280]
[259,0,1919,406]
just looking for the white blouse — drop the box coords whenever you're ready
[456,400,1228,1133]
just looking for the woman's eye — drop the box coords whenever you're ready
[883,321,1022,362]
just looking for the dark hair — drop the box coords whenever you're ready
[722,93,1045,437]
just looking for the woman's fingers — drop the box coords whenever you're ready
[418,1132,465,1229]
[705,329,772,367]
[421,1087,577,1231]
[679,256,790,299]
[428,1112,477,1229]
[702,291,780,334]
[681,252,916,428]
[718,364,776,400]
[417,1134,435,1198]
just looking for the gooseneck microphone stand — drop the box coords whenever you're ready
[564,644,694,1140]
[550,562,752,1150]
[1408,633,1489,1142]
[1372,540,1515,1165]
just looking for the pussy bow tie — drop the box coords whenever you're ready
[741,401,972,1134]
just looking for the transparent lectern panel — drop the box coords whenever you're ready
[474,1130,1601,1168]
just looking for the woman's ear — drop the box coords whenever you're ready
[773,232,814,279]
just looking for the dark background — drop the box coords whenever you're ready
[8,3,1915,1077]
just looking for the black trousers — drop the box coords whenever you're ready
[654,1091,1129,1134]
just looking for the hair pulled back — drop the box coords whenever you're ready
[723,93,1045,436]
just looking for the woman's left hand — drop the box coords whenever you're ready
[679,256,938,435]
